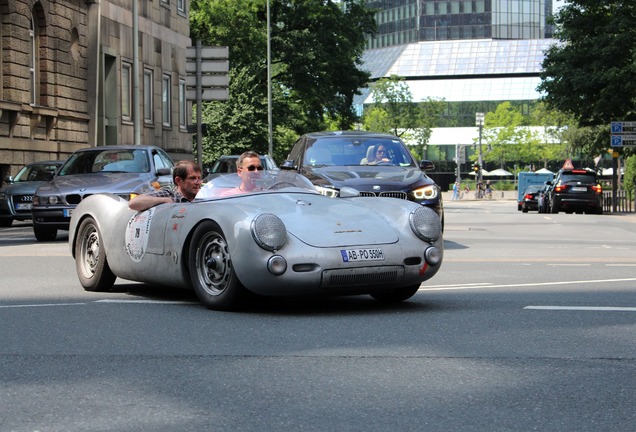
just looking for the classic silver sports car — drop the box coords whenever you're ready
[69,171,443,311]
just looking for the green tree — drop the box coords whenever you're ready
[624,154,636,199]
[538,0,636,156]
[362,75,445,159]
[480,102,536,168]
[190,0,376,162]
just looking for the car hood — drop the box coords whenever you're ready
[36,173,160,195]
[1,181,48,195]
[302,165,433,191]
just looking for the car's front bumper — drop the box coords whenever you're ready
[31,206,74,230]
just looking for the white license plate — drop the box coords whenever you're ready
[571,187,587,192]
[15,203,32,210]
[63,208,73,217]
[340,248,385,262]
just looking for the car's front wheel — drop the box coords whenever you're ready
[370,284,420,303]
[75,217,116,291]
[188,221,249,311]
[0,218,12,227]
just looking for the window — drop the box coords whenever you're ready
[179,78,187,129]
[121,62,132,121]
[177,0,186,14]
[29,13,38,105]
[144,68,154,124]
[162,73,172,127]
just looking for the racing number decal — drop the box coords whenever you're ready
[125,207,155,262]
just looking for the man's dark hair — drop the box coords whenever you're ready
[173,160,201,181]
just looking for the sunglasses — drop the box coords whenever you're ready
[245,165,264,171]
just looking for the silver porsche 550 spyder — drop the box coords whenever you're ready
[68,171,443,311]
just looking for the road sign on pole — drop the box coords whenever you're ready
[609,121,636,147]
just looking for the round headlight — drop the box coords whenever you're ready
[251,213,287,251]
[424,246,441,266]
[409,206,441,242]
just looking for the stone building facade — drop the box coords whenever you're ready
[0,0,192,181]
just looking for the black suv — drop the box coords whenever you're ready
[545,168,602,214]
[280,131,443,224]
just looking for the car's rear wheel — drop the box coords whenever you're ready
[370,284,420,303]
[522,205,528,213]
[75,217,116,291]
[188,221,249,311]
[0,218,12,227]
[33,224,57,241]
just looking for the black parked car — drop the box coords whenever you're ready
[32,145,174,241]
[0,160,64,227]
[520,184,544,213]
[545,168,603,214]
[280,131,443,225]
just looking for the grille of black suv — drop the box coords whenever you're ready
[358,191,408,199]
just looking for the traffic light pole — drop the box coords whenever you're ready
[476,113,484,185]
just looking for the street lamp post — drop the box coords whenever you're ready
[475,112,485,187]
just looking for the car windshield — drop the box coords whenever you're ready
[525,185,542,193]
[195,171,318,200]
[13,163,59,182]
[58,149,150,176]
[559,174,596,184]
[303,137,416,168]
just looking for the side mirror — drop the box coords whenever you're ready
[419,160,435,171]
[157,167,172,177]
[280,159,297,170]
[5,175,14,184]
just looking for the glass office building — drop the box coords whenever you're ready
[358,0,558,177]
[367,0,553,49]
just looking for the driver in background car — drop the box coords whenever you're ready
[128,160,202,211]
[219,151,264,197]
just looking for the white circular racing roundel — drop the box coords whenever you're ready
[125,207,155,262]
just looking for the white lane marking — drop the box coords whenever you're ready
[548,264,590,267]
[0,302,86,308]
[607,264,636,267]
[95,299,198,305]
[0,299,197,309]
[525,306,636,312]
[421,277,636,291]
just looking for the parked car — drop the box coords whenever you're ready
[280,131,443,226]
[32,145,174,241]
[204,154,278,182]
[68,171,443,311]
[519,184,544,213]
[545,168,603,214]
[0,160,64,227]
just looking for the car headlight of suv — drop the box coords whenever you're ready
[251,213,287,252]
[314,185,339,198]
[412,185,438,200]
[33,195,63,205]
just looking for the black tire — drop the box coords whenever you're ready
[522,206,528,213]
[33,224,57,241]
[75,217,116,292]
[188,221,249,311]
[370,284,420,303]
[0,218,12,227]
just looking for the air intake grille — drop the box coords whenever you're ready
[358,191,407,200]
[322,266,404,288]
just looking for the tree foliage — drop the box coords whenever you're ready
[539,0,636,125]
[189,0,376,163]
[362,75,445,159]
[538,0,636,158]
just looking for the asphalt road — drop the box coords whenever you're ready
[1,201,635,432]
